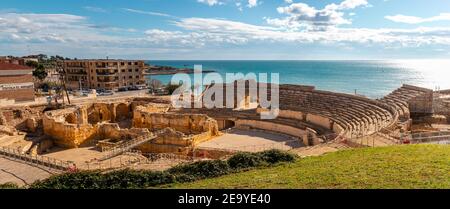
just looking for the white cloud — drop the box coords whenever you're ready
[83,6,107,13]
[247,0,258,8]
[1,11,450,59]
[161,17,450,47]
[267,0,369,31]
[122,8,176,18]
[385,13,450,24]
[197,0,259,10]
[197,0,224,6]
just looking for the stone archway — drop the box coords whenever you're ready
[115,103,130,121]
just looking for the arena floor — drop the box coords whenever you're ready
[197,129,304,152]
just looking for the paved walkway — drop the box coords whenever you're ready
[0,157,55,186]
[2,89,160,108]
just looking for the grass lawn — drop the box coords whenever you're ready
[171,145,450,189]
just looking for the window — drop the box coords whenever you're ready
[128,62,132,65]
[135,62,138,65]
[136,76,139,78]
[128,69,132,72]
[129,76,132,79]
[121,69,125,73]
[121,62,124,66]
[135,69,138,72]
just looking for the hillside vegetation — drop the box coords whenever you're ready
[173,145,450,189]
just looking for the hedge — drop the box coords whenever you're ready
[0,182,20,189]
[30,149,297,189]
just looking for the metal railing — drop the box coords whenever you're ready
[0,146,71,172]
[408,131,450,144]
[98,133,160,161]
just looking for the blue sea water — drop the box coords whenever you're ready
[145,60,450,99]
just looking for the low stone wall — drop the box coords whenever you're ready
[234,119,312,139]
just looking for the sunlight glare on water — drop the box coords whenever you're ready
[390,59,450,91]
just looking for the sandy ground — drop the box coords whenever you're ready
[43,146,103,165]
[0,157,55,186]
[198,129,304,152]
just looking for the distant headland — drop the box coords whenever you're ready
[145,65,215,75]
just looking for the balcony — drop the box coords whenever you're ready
[67,71,87,75]
[97,78,118,83]
[96,72,117,76]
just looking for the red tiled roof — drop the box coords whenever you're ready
[0,63,33,71]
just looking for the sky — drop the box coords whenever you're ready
[1,0,450,60]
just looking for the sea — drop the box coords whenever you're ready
[145,60,450,99]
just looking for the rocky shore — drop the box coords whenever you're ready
[145,65,215,75]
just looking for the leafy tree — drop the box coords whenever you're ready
[166,84,182,94]
[148,79,163,92]
[32,64,48,81]
[25,60,39,68]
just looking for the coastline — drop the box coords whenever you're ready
[145,65,215,75]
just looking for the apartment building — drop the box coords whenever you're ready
[0,63,35,101]
[62,59,146,90]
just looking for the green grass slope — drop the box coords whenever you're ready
[172,145,450,189]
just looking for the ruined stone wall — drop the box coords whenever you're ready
[43,107,98,148]
[0,105,46,132]
[138,128,192,154]
[133,106,219,136]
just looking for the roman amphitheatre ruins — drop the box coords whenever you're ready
[1,80,450,186]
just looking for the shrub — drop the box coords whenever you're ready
[29,150,296,189]
[30,171,104,189]
[227,152,266,170]
[0,182,20,189]
[102,170,174,189]
[31,170,175,189]
[168,160,230,181]
[259,149,296,164]
[165,84,181,95]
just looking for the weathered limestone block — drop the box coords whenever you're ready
[0,125,17,136]
[133,107,219,137]
[26,118,37,132]
[151,128,191,146]
[422,115,448,124]
[43,108,99,148]
[37,139,54,154]
[277,109,304,120]
[306,114,332,129]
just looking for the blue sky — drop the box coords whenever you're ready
[1,0,450,60]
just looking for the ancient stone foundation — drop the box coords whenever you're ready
[42,101,219,154]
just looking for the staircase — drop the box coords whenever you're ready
[98,133,158,161]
